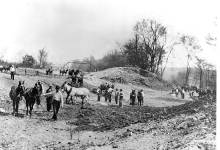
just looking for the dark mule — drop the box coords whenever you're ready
[46,68,53,75]
[23,84,41,117]
[60,69,68,76]
[9,81,25,116]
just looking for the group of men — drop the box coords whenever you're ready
[172,85,215,99]
[30,82,64,121]
[68,69,84,87]
[172,88,185,99]
[96,82,145,107]
[129,89,144,106]
[97,86,124,107]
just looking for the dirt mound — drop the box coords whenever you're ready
[71,95,216,132]
[89,67,172,90]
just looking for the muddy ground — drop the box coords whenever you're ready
[0,69,216,150]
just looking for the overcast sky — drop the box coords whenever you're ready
[0,0,218,67]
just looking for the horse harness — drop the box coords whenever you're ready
[67,86,73,96]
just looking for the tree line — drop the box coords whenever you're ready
[19,48,50,68]
[86,18,216,90]
[1,18,216,90]
[87,20,199,75]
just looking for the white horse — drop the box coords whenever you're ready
[61,81,90,108]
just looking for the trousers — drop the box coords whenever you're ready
[52,100,60,120]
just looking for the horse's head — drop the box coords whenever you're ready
[17,81,25,97]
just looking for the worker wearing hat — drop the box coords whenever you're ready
[51,85,63,120]
[42,85,64,120]
[46,85,53,111]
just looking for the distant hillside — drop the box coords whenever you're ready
[89,67,173,90]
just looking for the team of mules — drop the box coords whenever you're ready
[9,80,90,117]
[9,81,42,117]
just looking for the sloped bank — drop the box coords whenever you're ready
[88,67,173,90]
[69,95,216,132]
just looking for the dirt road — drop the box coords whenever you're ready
[0,72,215,150]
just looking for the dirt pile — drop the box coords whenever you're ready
[71,95,216,132]
[89,67,172,90]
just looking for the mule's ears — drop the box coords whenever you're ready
[22,81,25,84]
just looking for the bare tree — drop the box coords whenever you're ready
[38,48,48,68]
[196,57,206,89]
[205,63,214,88]
[160,41,180,78]
[136,19,167,73]
[124,19,167,73]
[180,35,201,85]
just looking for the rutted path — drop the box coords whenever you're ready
[0,72,215,150]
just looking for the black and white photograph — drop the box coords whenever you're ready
[0,0,218,149]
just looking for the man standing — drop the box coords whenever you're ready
[104,83,108,102]
[114,89,119,104]
[137,89,144,106]
[130,90,136,106]
[175,88,179,97]
[97,87,101,101]
[37,80,43,93]
[140,89,144,106]
[46,85,53,111]
[52,85,64,120]
[119,89,123,108]
[181,89,185,99]
[104,90,108,102]
[107,87,113,103]
[42,85,64,121]
[10,65,15,80]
